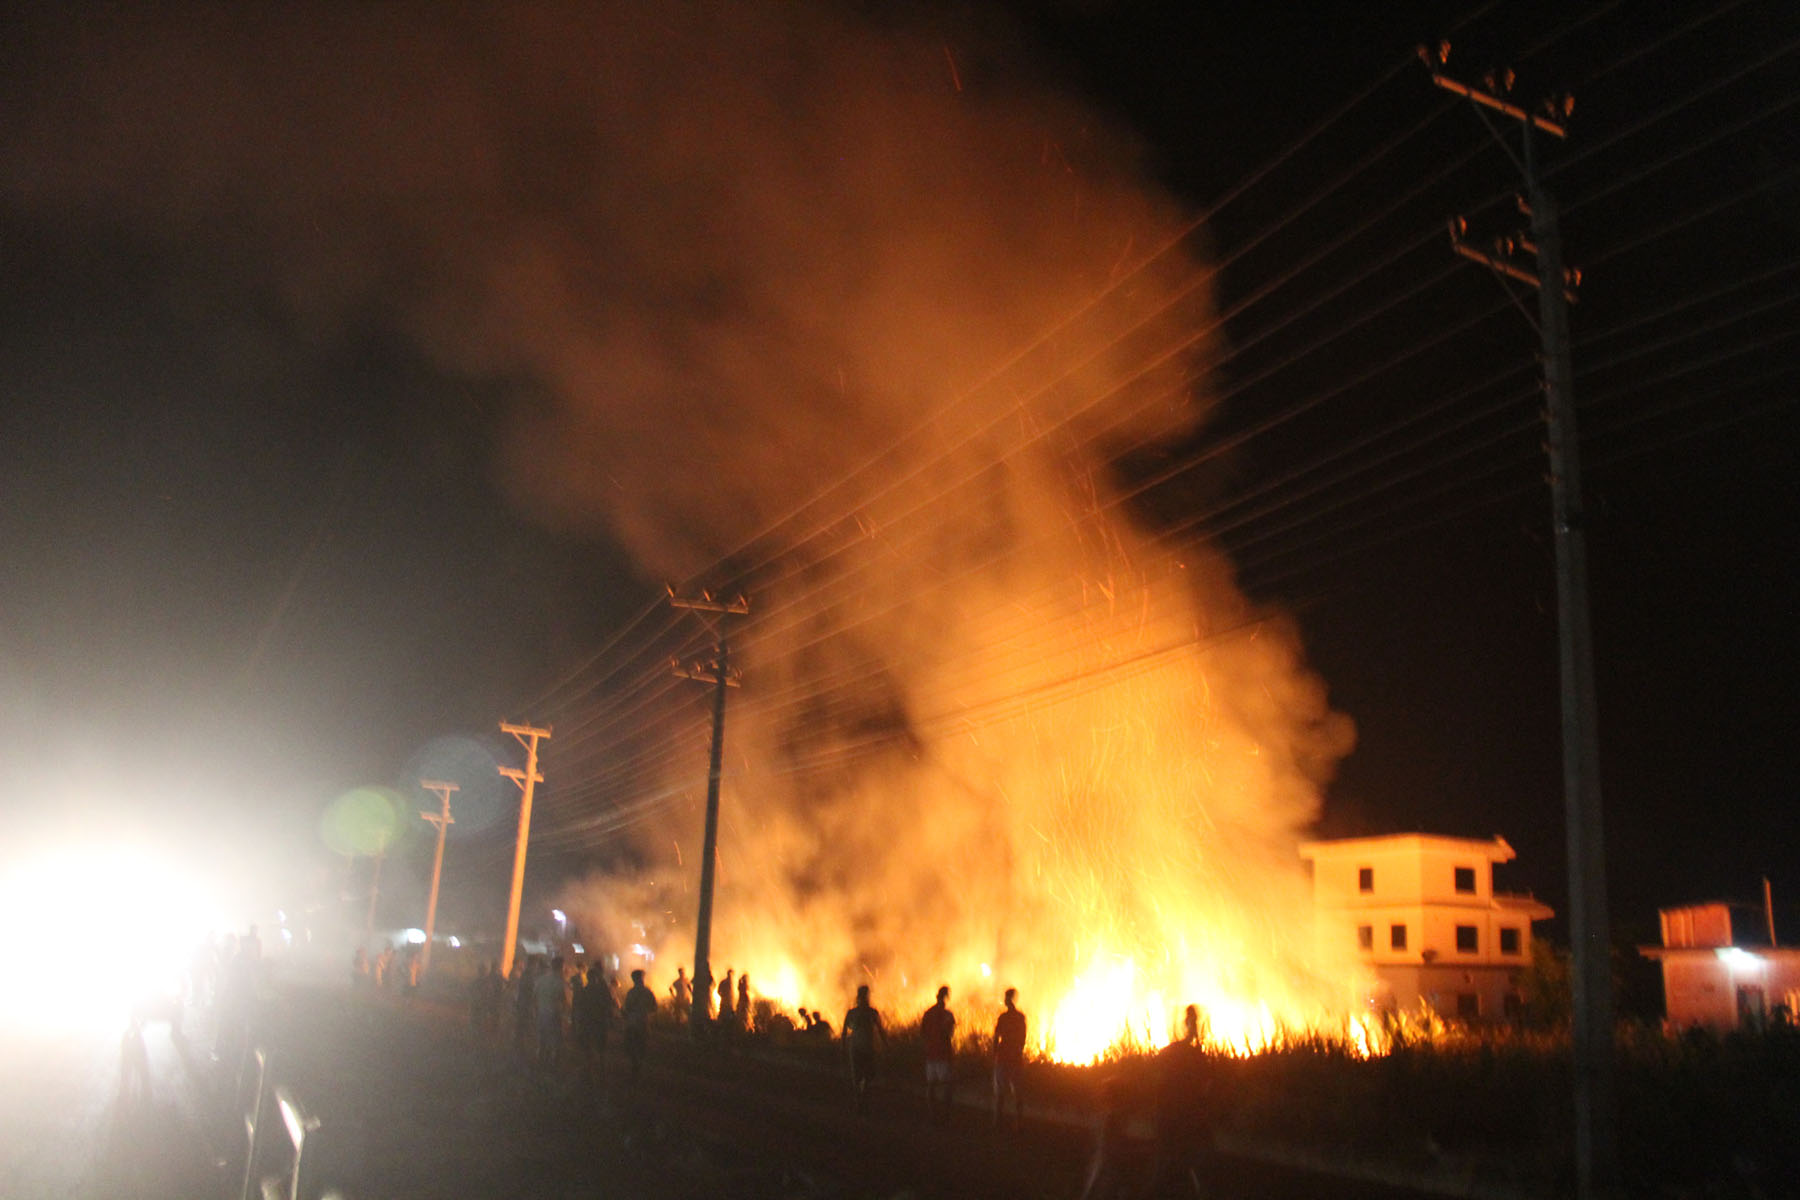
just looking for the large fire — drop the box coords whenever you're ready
[452,5,1368,1062]
[5,0,1385,1054]
[569,530,1369,1062]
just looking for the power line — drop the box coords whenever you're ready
[510,6,1764,736]
[514,16,1792,834]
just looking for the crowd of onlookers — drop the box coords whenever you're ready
[348,945,1039,1133]
[343,944,1217,1192]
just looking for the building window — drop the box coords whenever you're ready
[1357,924,1373,950]
[1455,924,1478,953]
[1358,867,1373,893]
[1499,927,1521,955]
[1454,866,1476,894]
[1390,924,1408,951]
[1456,992,1481,1019]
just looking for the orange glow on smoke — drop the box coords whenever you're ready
[577,544,1377,1063]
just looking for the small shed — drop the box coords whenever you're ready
[1640,901,1800,1031]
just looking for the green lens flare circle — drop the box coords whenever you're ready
[321,786,406,857]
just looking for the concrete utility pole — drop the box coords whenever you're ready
[669,589,749,1036]
[418,779,458,974]
[497,722,552,979]
[1426,44,1617,1199]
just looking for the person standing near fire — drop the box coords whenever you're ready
[620,969,656,1082]
[571,962,614,1083]
[716,968,736,1043]
[534,955,569,1068]
[992,987,1027,1130]
[841,984,887,1115]
[1148,1003,1214,1194]
[920,985,956,1123]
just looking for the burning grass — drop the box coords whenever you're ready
[737,1007,1800,1198]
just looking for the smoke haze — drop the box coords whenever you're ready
[3,2,1358,1050]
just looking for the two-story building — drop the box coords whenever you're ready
[1300,833,1553,1020]
[1640,900,1800,1031]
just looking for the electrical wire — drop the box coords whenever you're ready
[511,12,1800,839]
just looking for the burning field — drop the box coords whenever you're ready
[0,2,1366,1057]
[514,7,1370,1062]
[570,514,1367,1062]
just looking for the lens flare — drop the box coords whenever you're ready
[0,843,222,1033]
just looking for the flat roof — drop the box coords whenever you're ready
[1640,946,1800,961]
[1299,833,1516,862]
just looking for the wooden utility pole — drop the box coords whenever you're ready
[1426,43,1617,1198]
[364,850,384,935]
[497,722,551,979]
[1765,876,1778,948]
[669,590,748,1036]
[418,779,458,974]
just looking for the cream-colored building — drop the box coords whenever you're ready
[1300,834,1553,1020]
[1640,901,1800,1031]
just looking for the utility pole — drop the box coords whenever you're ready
[1765,876,1778,948]
[497,722,551,979]
[418,780,458,974]
[669,589,749,1036]
[1425,43,1617,1198]
[364,850,384,935]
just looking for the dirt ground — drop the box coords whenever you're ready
[2,977,1453,1200]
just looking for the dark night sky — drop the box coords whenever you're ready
[1,2,1795,955]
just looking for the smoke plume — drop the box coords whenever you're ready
[3,2,1357,1051]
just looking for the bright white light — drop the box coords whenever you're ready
[571,942,585,954]
[0,842,222,1034]
[402,927,427,945]
[448,936,462,948]
[1716,947,1763,968]
[980,962,993,978]
[551,908,567,924]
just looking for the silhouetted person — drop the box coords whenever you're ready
[213,931,256,1058]
[481,960,504,1035]
[736,974,751,1033]
[572,965,615,1083]
[992,987,1027,1130]
[468,962,490,1029]
[512,958,536,1056]
[119,1016,152,1109]
[1149,1003,1213,1195]
[717,969,735,1027]
[1178,1003,1201,1047]
[920,985,956,1123]
[841,984,887,1115]
[534,955,568,1067]
[621,969,656,1082]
